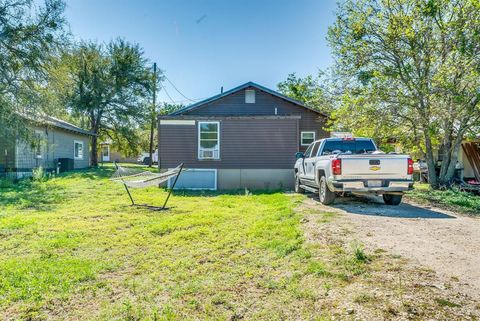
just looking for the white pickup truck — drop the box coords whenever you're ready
[294,137,414,205]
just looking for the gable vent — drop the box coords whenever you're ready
[245,89,255,104]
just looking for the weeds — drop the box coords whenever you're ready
[354,292,373,303]
[407,184,480,215]
[435,298,461,308]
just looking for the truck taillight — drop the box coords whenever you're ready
[332,159,342,175]
[407,158,414,175]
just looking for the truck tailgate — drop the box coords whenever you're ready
[339,155,409,180]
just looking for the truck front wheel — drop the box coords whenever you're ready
[319,176,336,205]
[383,194,403,205]
[294,175,304,194]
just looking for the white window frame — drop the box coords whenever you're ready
[245,89,255,103]
[198,121,220,160]
[74,140,84,160]
[167,168,217,190]
[34,130,44,159]
[301,131,316,146]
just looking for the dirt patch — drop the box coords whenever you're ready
[299,196,480,320]
[333,194,480,298]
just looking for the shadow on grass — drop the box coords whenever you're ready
[0,180,66,211]
[0,167,110,210]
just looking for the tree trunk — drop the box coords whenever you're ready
[90,112,100,167]
[91,133,98,167]
[438,131,465,186]
[423,131,438,187]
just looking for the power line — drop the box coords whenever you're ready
[159,81,177,105]
[163,74,197,103]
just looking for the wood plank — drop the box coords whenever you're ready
[462,143,480,181]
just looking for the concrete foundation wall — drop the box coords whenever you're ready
[217,169,294,190]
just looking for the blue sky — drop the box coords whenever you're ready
[65,0,338,105]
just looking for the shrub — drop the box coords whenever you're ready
[32,167,47,182]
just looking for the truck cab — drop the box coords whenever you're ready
[294,137,414,205]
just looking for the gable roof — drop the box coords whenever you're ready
[43,116,95,136]
[170,81,329,117]
[21,113,95,136]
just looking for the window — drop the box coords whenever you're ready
[311,141,321,157]
[34,130,44,159]
[304,143,314,158]
[301,131,315,146]
[245,89,255,103]
[74,140,84,160]
[198,121,220,159]
[321,139,377,155]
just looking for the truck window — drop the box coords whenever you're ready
[304,143,314,158]
[311,141,321,157]
[321,140,376,155]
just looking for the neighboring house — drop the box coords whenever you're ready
[0,116,94,179]
[98,141,139,163]
[158,82,329,190]
[415,139,480,183]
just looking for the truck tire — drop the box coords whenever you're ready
[383,194,403,205]
[319,176,335,205]
[294,175,304,194]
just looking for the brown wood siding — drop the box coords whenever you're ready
[184,87,328,151]
[159,118,298,169]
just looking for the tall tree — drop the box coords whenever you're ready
[328,0,480,187]
[0,0,66,140]
[277,72,332,114]
[63,39,156,166]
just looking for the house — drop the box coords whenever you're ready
[98,141,139,164]
[0,115,95,179]
[158,82,329,190]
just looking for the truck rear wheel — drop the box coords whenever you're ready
[319,176,336,205]
[294,175,304,194]
[383,194,403,205]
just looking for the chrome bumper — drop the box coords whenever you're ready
[329,180,413,193]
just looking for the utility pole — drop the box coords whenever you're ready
[148,62,157,168]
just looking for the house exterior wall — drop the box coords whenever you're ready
[158,85,329,190]
[159,117,298,170]
[12,125,91,177]
[182,87,329,151]
[98,148,138,163]
[0,139,15,170]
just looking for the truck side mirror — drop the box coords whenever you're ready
[295,152,305,159]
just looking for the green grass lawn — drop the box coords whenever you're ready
[406,183,480,215]
[0,166,371,320]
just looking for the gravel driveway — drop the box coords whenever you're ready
[321,194,480,301]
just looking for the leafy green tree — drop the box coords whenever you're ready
[0,0,66,140]
[328,0,480,187]
[62,39,157,166]
[277,72,332,114]
[159,102,184,116]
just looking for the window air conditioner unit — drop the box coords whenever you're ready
[200,150,215,159]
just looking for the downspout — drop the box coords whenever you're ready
[158,116,161,171]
